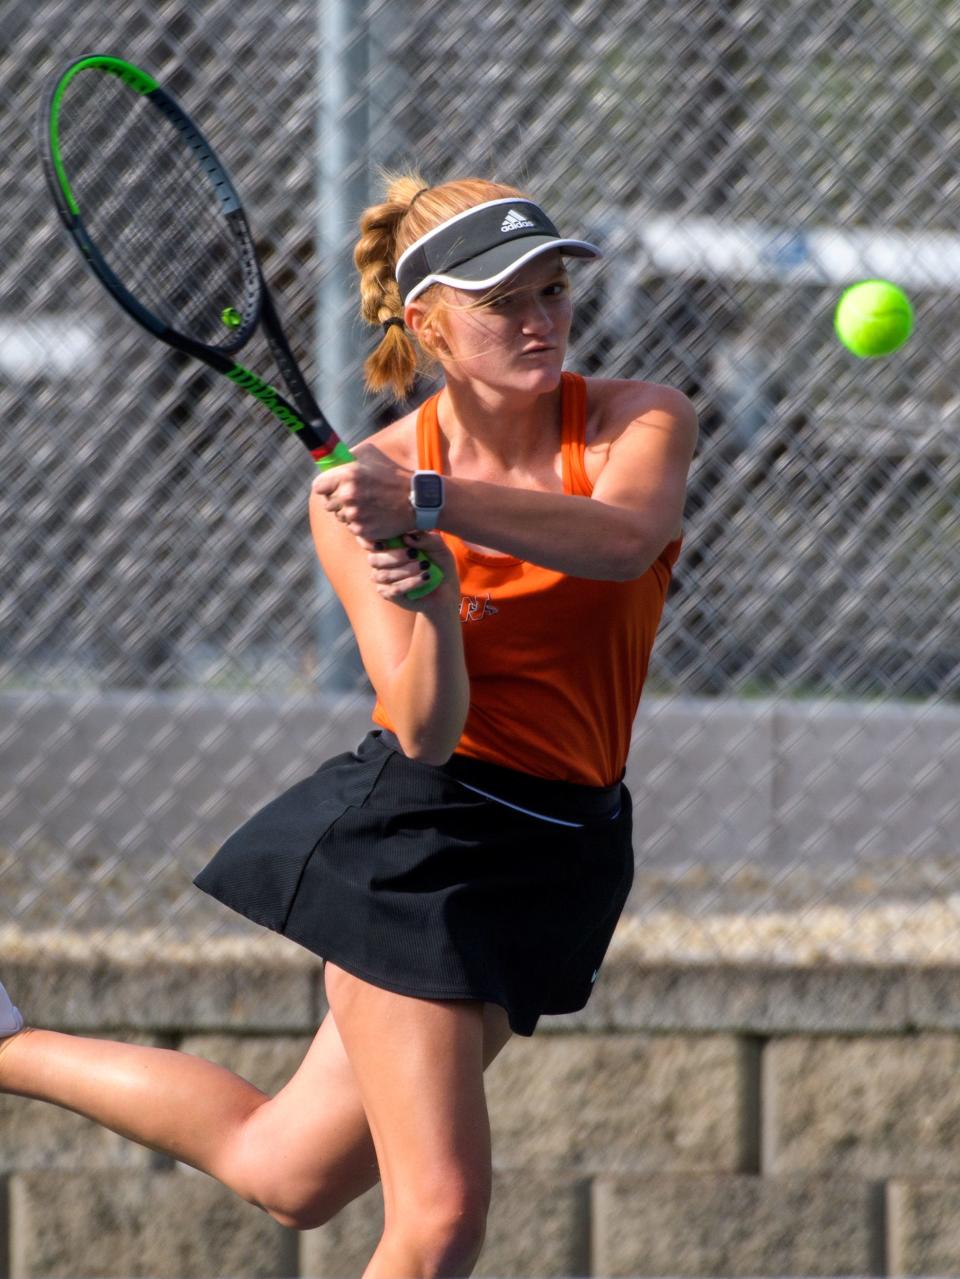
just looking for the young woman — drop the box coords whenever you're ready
[0,175,696,1278]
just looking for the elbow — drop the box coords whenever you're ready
[392,702,470,766]
[611,531,676,581]
[406,746,456,766]
[394,732,459,767]
[601,534,649,581]
[379,671,471,765]
[608,550,647,581]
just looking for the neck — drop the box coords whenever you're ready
[437,376,564,469]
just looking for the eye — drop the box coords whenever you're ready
[544,280,569,298]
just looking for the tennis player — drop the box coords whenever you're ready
[0,175,696,1278]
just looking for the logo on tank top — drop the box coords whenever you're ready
[459,593,499,622]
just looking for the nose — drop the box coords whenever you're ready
[519,296,552,333]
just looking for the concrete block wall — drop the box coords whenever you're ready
[4,693,960,869]
[3,936,960,1277]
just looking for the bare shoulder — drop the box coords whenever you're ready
[351,406,419,468]
[580,378,697,544]
[580,378,698,489]
[585,376,698,443]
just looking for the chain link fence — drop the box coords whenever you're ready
[2,0,959,958]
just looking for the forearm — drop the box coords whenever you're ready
[441,476,662,579]
[379,596,470,764]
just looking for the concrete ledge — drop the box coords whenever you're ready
[4,934,323,1033]
[573,956,912,1033]
[5,930,960,1036]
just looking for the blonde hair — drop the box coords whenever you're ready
[354,173,527,402]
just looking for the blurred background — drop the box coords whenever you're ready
[1,0,959,959]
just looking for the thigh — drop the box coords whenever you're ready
[240,978,512,1222]
[235,1006,378,1221]
[322,962,501,1229]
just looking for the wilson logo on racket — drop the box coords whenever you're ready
[226,365,306,432]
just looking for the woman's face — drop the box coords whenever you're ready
[410,250,573,397]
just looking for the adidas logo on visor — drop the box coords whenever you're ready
[500,208,537,233]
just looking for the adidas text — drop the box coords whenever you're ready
[500,208,536,233]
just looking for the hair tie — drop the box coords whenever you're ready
[382,316,405,333]
[408,186,430,210]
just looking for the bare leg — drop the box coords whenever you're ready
[0,1017,379,1224]
[1,1029,258,1147]
[324,962,500,1278]
[0,996,512,1231]
[0,1027,270,1176]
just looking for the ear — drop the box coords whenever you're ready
[406,299,449,357]
[404,299,427,341]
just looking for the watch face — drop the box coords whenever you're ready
[414,473,443,508]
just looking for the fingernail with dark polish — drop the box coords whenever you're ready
[407,548,419,558]
[421,570,430,580]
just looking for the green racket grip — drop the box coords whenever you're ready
[312,449,444,601]
[382,535,445,600]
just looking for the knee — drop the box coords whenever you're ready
[229,1118,377,1232]
[258,1182,341,1232]
[389,1192,489,1270]
[241,1157,360,1231]
[264,1188,489,1246]
[264,1201,328,1232]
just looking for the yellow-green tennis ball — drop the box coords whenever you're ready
[834,280,913,357]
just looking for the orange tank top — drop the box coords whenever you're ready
[372,372,681,787]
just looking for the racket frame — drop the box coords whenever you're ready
[40,54,442,599]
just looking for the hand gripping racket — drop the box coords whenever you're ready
[39,54,442,600]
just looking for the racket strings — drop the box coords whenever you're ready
[57,73,257,349]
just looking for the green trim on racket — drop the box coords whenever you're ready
[48,56,158,216]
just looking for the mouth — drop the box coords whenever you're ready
[519,344,556,356]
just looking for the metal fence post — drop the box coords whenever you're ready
[313,0,369,691]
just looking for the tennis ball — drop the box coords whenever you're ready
[834,280,913,357]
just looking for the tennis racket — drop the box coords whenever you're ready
[39,53,442,600]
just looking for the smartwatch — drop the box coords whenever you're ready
[409,469,445,530]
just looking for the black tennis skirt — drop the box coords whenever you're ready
[193,729,633,1036]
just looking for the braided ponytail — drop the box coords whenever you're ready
[354,171,526,402]
[354,173,425,401]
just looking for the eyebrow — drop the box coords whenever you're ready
[494,268,570,294]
